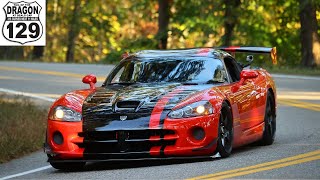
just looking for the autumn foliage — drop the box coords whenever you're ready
[0,0,319,67]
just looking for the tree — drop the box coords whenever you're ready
[32,47,44,60]
[0,47,23,60]
[156,0,170,49]
[32,0,47,61]
[65,0,81,62]
[299,0,320,67]
[222,0,241,46]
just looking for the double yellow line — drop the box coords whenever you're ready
[188,150,320,180]
[278,98,320,112]
[0,66,106,82]
[2,64,320,179]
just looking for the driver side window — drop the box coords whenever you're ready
[111,66,125,83]
[224,57,242,83]
[213,63,228,83]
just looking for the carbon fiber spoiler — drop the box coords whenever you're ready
[217,46,277,65]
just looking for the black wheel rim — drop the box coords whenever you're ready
[266,97,276,138]
[219,110,232,150]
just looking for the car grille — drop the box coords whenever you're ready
[77,129,177,157]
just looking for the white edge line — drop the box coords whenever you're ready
[0,166,52,180]
[0,72,318,179]
[0,88,56,102]
[0,88,54,179]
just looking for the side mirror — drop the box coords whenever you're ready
[232,70,258,92]
[246,55,253,63]
[240,70,258,80]
[82,74,97,90]
[243,55,254,68]
[238,70,258,86]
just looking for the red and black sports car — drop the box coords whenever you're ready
[45,47,277,170]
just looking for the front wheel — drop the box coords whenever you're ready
[216,102,233,158]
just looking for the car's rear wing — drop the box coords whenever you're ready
[217,46,277,65]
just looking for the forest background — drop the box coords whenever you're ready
[0,0,319,69]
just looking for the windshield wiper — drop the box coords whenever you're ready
[107,82,138,85]
[206,80,226,84]
[181,82,198,85]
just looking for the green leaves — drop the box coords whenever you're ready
[7,0,315,67]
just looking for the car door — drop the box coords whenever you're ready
[246,71,266,129]
[223,57,257,132]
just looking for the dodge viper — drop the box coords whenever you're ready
[44,47,277,170]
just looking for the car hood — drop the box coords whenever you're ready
[82,83,212,131]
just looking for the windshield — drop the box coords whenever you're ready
[105,57,227,85]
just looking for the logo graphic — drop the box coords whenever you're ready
[120,115,127,121]
[2,1,44,45]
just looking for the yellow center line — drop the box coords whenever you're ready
[187,150,320,180]
[278,99,320,112]
[2,66,320,179]
[278,95,320,100]
[0,66,106,82]
[208,155,320,180]
[279,98,320,108]
[277,91,320,100]
[279,92,320,95]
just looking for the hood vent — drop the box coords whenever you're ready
[88,92,115,104]
[116,101,140,109]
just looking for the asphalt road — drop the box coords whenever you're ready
[0,61,319,180]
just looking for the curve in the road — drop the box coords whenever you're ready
[1,62,319,179]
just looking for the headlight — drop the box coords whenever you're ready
[168,101,214,119]
[49,106,82,122]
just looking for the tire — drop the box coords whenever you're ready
[216,101,233,158]
[49,161,86,171]
[260,91,276,145]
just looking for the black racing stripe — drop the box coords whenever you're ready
[158,88,188,128]
[158,110,170,128]
[157,88,188,156]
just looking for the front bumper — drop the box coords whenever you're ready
[45,113,219,161]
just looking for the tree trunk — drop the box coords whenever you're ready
[0,47,23,60]
[32,46,44,60]
[32,1,46,61]
[66,0,81,62]
[222,0,241,46]
[299,0,320,67]
[157,0,170,49]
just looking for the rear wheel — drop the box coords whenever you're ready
[260,92,276,145]
[216,102,233,158]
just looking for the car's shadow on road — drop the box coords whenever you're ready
[52,142,265,173]
[86,157,215,171]
[52,157,217,173]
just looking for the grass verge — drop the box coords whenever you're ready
[0,96,47,163]
[265,66,320,76]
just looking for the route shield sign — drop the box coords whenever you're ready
[0,0,46,46]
